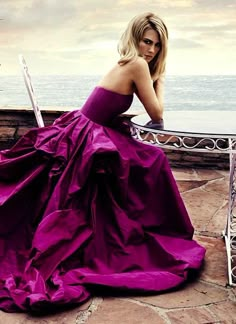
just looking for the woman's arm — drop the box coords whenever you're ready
[131,58,163,122]
[153,74,165,114]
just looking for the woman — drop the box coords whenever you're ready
[0,12,205,312]
[97,12,167,123]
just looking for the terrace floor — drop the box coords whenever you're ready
[0,167,235,324]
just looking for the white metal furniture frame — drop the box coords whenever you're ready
[131,111,236,286]
[18,54,45,128]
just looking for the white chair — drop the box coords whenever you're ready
[18,54,45,127]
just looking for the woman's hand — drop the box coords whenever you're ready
[145,118,164,130]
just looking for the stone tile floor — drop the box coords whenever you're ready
[0,168,235,323]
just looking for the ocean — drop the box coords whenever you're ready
[1,75,236,113]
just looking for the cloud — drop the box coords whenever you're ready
[1,1,77,30]
[118,0,194,8]
[1,0,236,75]
[172,21,236,48]
[170,38,203,49]
[181,22,236,33]
[194,0,236,9]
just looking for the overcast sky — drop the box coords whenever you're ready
[1,0,236,75]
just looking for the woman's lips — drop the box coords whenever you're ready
[144,55,153,61]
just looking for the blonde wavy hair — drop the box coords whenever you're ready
[118,12,168,80]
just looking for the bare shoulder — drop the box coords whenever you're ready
[127,57,148,71]
[127,59,151,87]
[127,57,150,79]
[133,56,148,67]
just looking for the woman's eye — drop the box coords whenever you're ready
[144,40,151,44]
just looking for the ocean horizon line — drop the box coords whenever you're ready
[1,73,236,77]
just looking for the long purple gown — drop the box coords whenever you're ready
[0,86,205,312]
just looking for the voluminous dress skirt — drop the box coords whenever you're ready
[0,86,205,312]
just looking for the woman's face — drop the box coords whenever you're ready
[138,29,161,63]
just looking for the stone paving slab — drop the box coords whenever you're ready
[0,300,92,324]
[177,169,229,237]
[196,236,227,287]
[86,298,166,324]
[182,187,226,233]
[208,301,236,323]
[165,307,218,324]
[0,167,235,323]
[133,280,228,308]
[173,168,225,182]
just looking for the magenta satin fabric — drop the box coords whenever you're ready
[0,87,205,312]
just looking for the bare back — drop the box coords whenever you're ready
[98,62,136,95]
[98,57,163,122]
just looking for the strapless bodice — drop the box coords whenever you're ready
[80,86,133,125]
